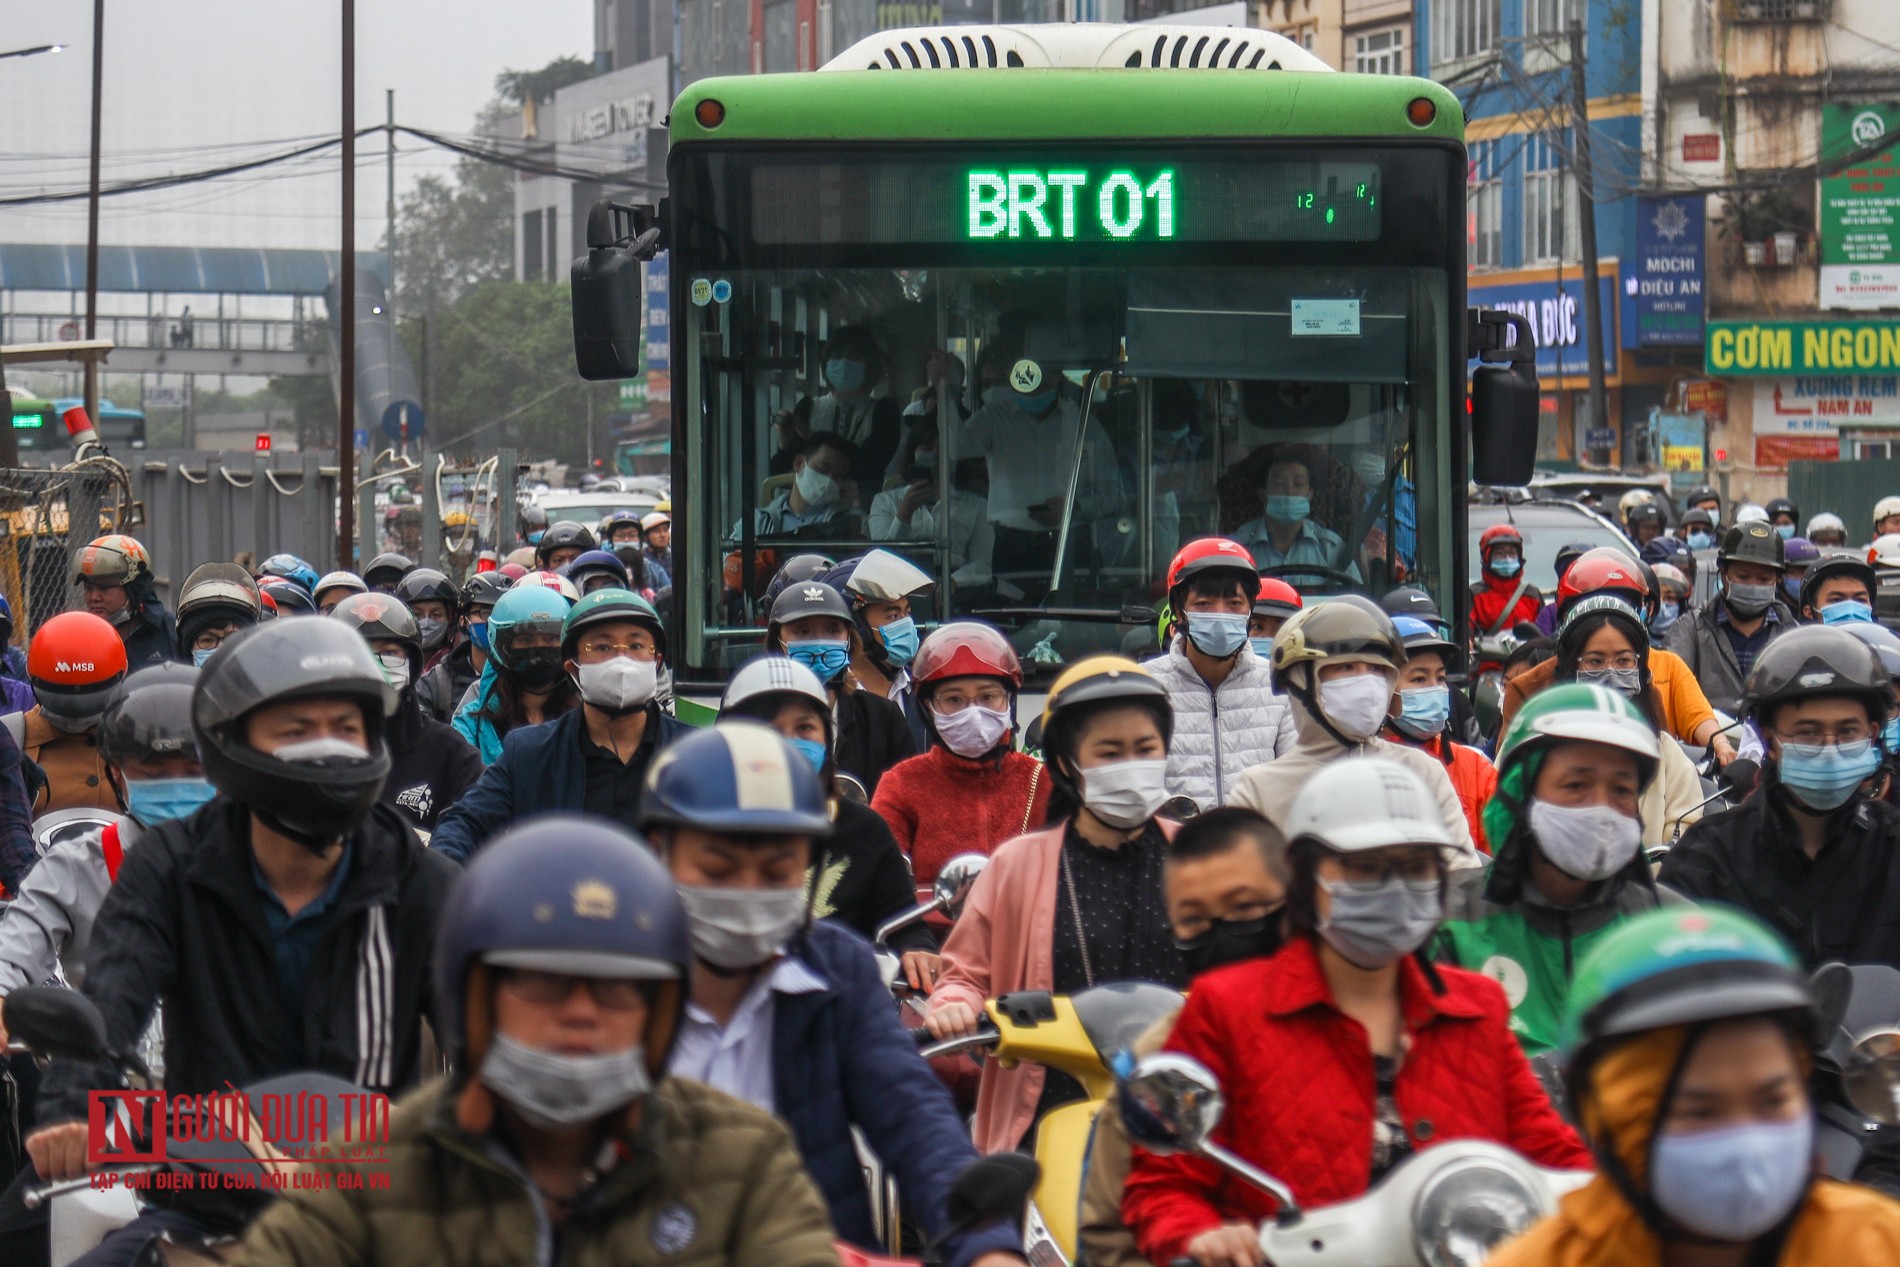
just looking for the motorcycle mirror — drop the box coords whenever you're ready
[1811,961,1857,1043]
[1119,1052,1225,1155]
[945,1153,1039,1230]
[1844,1029,1900,1125]
[5,986,111,1062]
[933,853,988,918]
[834,773,870,806]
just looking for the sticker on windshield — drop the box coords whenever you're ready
[1009,359,1044,393]
[1290,298,1361,337]
[711,279,732,304]
[690,278,714,306]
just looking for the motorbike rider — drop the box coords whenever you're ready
[642,724,1024,1267]
[392,567,459,672]
[1784,535,1822,609]
[258,575,317,616]
[1434,683,1671,1056]
[1666,521,1795,716]
[765,580,915,797]
[1383,616,1497,851]
[819,548,935,701]
[1488,905,1900,1267]
[1228,597,1478,856]
[1800,555,1878,624]
[719,655,932,978]
[1643,555,1693,640]
[7,612,129,819]
[435,590,687,862]
[418,570,510,723]
[233,816,842,1267]
[564,548,633,596]
[1471,524,1542,653]
[1532,542,1594,637]
[926,656,1188,1152]
[361,551,414,594]
[0,592,28,686]
[256,552,318,596]
[1121,757,1589,1267]
[1877,495,1900,541]
[1144,539,1295,810]
[175,562,264,667]
[312,569,366,615]
[329,593,482,834]
[1661,625,1900,968]
[451,584,576,763]
[1766,495,1801,539]
[535,521,597,572]
[1251,576,1301,653]
[1626,501,1666,547]
[641,511,673,589]
[1684,484,1723,527]
[1678,507,1717,551]
[872,622,1051,899]
[72,534,176,668]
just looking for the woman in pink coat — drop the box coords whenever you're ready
[925,655,1186,1153]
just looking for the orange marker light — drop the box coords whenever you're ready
[695,98,726,129]
[1406,97,1437,127]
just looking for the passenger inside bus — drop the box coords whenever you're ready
[745,431,863,538]
[868,415,995,589]
[1228,450,1356,583]
[771,326,904,500]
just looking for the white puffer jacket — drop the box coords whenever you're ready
[1144,639,1296,810]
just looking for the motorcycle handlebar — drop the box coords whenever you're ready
[913,1021,1000,1061]
[25,1166,157,1210]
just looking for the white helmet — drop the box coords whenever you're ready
[1806,512,1847,540]
[1876,496,1900,526]
[1734,503,1769,525]
[1617,489,1654,517]
[721,653,828,714]
[1284,757,1454,855]
[1870,534,1900,568]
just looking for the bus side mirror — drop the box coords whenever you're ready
[572,199,663,381]
[1469,308,1539,488]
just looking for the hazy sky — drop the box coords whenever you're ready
[2,0,594,253]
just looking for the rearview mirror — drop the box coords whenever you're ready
[5,986,111,1062]
[933,853,988,918]
[1469,308,1540,488]
[1845,1029,1900,1125]
[571,199,661,381]
[1118,1052,1225,1154]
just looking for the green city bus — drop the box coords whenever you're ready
[574,23,1536,698]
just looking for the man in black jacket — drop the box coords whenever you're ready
[1664,521,1794,716]
[329,591,482,834]
[14,618,456,1265]
[416,571,508,723]
[1661,625,1900,967]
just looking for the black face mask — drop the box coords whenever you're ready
[510,648,566,691]
[1175,908,1285,978]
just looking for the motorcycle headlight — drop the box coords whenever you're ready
[1413,1159,1545,1267]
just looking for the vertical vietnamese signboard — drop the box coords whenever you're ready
[1820,103,1900,311]
[645,255,670,421]
[1632,194,1706,347]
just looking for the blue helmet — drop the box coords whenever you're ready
[434,816,691,1074]
[258,553,319,595]
[563,549,630,592]
[0,590,14,641]
[486,585,570,673]
[1390,614,1463,671]
[640,721,833,837]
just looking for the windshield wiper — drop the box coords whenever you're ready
[975,605,1156,625]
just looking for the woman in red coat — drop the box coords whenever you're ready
[1122,757,1589,1267]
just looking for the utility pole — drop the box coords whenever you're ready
[83,0,104,426]
[385,89,396,321]
[1568,19,1610,456]
[338,0,356,570]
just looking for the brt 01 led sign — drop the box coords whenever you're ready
[967,170,1177,241]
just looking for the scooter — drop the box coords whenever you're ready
[918,980,1185,1265]
[1120,1052,1592,1267]
[1810,960,1900,1198]
[833,1154,1040,1267]
[873,852,987,1012]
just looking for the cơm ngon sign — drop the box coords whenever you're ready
[1706,319,1900,376]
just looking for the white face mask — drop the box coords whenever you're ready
[677,884,809,970]
[1318,672,1394,742]
[1078,758,1170,829]
[575,657,658,713]
[934,704,1011,758]
[794,463,840,509]
[272,737,371,764]
[1529,799,1642,881]
[376,650,412,694]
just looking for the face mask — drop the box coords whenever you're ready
[1529,799,1641,881]
[192,647,217,668]
[376,650,412,695]
[1821,599,1874,626]
[527,531,545,547]
[785,736,828,774]
[913,448,938,471]
[877,616,920,668]
[1177,909,1285,977]
[676,884,808,970]
[469,620,491,653]
[1706,509,1722,528]
[1576,667,1642,698]
[786,639,851,681]
[1392,685,1452,740]
[509,647,567,691]
[1725,582,1777,618]
[794,463,840,509]
[1078,758,1170,829]
[479,1032,651,1130]
[1776,523,1795,540]
[1777,738,1883,811]
[1249,636,1276,660]
[575,657,658,713]
[1687,531,1715,551]
[1318,673,1395,742]
[1651,602,1680,636]
[1184,611,1249,659]
[417,617,449,650]
[272,737,372,766]
[1886,715,1900,754]
[1263,495,1310,525]
[935,703,1011,759]
[1016,388,1057,415]
[107,606,133,629]
[40,704,106,735]
[1316,874,1442,969]
[1649,1116,1813,1242]
[1354,452,1387,487]
[1783,576,1804,605]
[124,777,216,825]
[825,358,867,392]
[1490,556,1523,578]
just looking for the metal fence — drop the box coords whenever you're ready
[1789,457,1900,545]
[0,459,136,643]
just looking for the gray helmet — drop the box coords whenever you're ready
[100,662,200,769]
[176,563,262,650]
[1742,625,1893,725]
[768,579,854,632]
[1718,522,1785,573]
[330,591,422,679]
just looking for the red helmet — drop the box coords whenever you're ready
[911,622,1023,689]
[1478,524,1523,565]
[1166,538,1257,602]
[28,611,129,725]
[1557,546,1649,611]
[1254,576,1303,621]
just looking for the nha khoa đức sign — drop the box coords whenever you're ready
[87,1085,392,1193]
[1705,319,1900,376]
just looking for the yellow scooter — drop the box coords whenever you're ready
[921,980,1183,1266]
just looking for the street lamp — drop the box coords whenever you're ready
[0,44,64,59]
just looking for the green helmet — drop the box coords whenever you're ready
[561,588,665,659]
[1495,682,1662,794]
[1561,905,1813,1054]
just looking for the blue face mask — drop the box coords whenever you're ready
[192,647,216,668]
[1184,611,1249,659]
[1016,388,1057,416]
[786,639,851,681]
[1651,601,1680,636]
[1263,495,1310,525]
[1777,738,1883,811]
[785,736,828,775]
[469,621,491,653]
[826,358,867,393]
[877,616,920,667]
[527,531,544,547]
[1776,523,1796,540]
[1393,685,1452,740]
[1783,576,1804,605]
[1490,556,1522,578]
[1885,715,1900,754]
[1687,531,1715,551]
[124,776,216,825]
[1821,599,1874,625]
[1249,636,1276,660]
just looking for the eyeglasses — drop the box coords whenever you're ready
[1329,852,1443,890]
[932,689,1011,714]
[500,969,649,1011]
[1775,725,1873,748]
[578,640,658,660]
[1577,654,1641,673]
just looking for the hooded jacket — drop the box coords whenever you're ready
[450,659,513,763]
[380,689,484,834]
[1143,638,1296,809]
[1470,572,1542,641]
[1385,728,1498,852]
[1663,595,1796,717]
[120,597,179,669]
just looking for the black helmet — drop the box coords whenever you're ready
[460,571,513,612]
[258,576,316,616]
[768,579,854,632]
[1627,502,1665,530]
[1378,586,1444,625]
[433,817,691,1078]
[1686,484,1722,510]
[520,503,550,533]
[1765,496,1799,523]
[191,619,396,848]
[1718,522,1785,573]
[535,521,596,566]
[331,591,423,683]
[564,549,630,594]
[762,553,837,610]
[1679,508,1714,532]
[100,662,200,769]
[1742,625,1894,726]
[394,568,458,616]
[1553,540,1595,584]
[363,552,414,591]
[1800,556,1878,613]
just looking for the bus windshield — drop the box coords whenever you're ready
[673,141,1461,683]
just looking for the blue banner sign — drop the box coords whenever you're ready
[1467,271,1619,378]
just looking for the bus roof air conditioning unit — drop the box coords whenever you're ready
[821,23,1331,73]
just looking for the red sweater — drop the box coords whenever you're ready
[870,745,1051,890]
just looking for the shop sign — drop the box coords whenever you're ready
[1705,319,1900,375]
[1820,103,1900,310]
[645,255,670,411]
[1630,195,1705,346]
[1682,379,1727,424]
[1468,270,1619,378]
